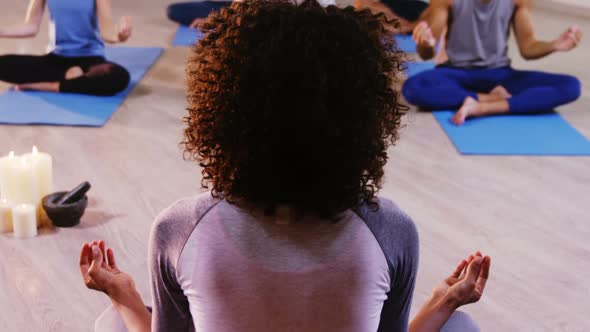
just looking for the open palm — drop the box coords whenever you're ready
[79,240,135,299]
[433,252,491,308]
[554,26,583,52]
[413,21,436,48]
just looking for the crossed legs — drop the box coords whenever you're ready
[402,66,581,125]
[0,53,130,96]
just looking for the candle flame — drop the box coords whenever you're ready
[8,151,15,159]
[32,146,38,155]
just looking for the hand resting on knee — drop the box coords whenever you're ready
[410,251,492,332]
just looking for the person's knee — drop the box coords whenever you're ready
[167,3,185,22]
[440,311,480,332]
[558,75,581,104]
[76,64,130,96]
[0,55,18,71]
[402,77,423,106]
[108,65,131,95]
[93,64,130,96]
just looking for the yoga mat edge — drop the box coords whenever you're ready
[0,47,163,127]
[433,110,590,156]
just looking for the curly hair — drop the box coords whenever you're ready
[183,0,407,217]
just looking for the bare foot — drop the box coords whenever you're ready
[452,97,479,125]
[16,82,60,92]
[490,85,511,99]
[189,17,206,29]
[65,66,84,80]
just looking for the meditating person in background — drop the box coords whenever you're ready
[168,0,336,27]
[403,0,583,125]
[354,0,430,33]
[0,0,132,96]
[80,1,491,331]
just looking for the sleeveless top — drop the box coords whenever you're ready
[149,192,419,332]
[446,0,514,68]
[47,0,105,57]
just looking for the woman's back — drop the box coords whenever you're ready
[148,1,417,331]
[150,193,419,332]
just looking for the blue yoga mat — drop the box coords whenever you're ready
[0,47,163,127]
[173,26,203,46]
[395,34,417,53]
[406,61,435,77]
[173,26,418,51]
[433,111,590,156]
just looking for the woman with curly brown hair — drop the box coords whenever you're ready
[80,1,490,331]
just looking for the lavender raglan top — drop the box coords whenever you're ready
[148,192,419,332]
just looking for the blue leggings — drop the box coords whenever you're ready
[167,1,231,26]
[402,66,581,113]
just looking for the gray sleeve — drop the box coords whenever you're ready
[148,193,221,332]
[354,197,420,332]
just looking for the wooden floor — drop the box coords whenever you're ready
[0,1,589,331]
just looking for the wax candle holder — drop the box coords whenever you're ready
[42,191,88,228]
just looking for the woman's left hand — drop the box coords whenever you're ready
[554,26,582,52]
[79,240,137,303]
[432,251,491,309]
[117,16,132,43]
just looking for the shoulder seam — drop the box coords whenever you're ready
[173,196,224,282]
[352,208,395,279]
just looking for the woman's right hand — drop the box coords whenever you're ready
[79,240,137,304]
[413,21,436,49]
[117,16,132,43]
[433,251,492,309]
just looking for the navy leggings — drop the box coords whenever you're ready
[0,53,130,96]
[381,0,429,22]
[167,1,428,25]
[167,1,230,26]
[402,66,581,113]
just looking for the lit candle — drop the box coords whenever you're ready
[12,204,37,238]
[4,158,39,205]
[0,151,16,199]
[0,198,13,233]
[23,146,53,199]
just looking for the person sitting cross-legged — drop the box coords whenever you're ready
[402,0,582,125]
[0,0,132,96]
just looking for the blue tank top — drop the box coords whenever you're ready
[47,0,105,57]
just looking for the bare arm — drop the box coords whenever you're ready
[96,0,132,44]
[410,252,491,332]
[414,0,451,60]
[513,0,582,60]
[0,0,45,38]
[410,295,456,332]
[80,241,151,332]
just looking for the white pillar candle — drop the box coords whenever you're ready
[12,204,37,238]
[0,198,13,233]
[4,158,39,206]
[22,146,53,199]
[0,151,16,199]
